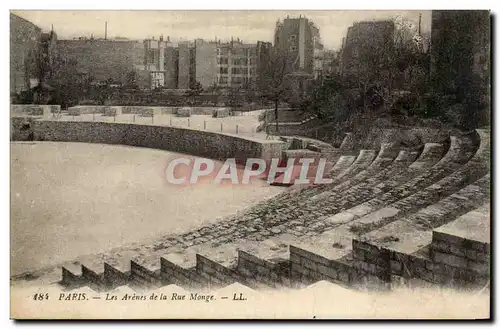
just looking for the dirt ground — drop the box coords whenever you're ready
[10,142,284,276]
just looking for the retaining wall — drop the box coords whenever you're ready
[11,119,285,162]
[68,106,222,116]
[11,105,61,117]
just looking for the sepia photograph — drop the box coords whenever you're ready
[8,8,491,320]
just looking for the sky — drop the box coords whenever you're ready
[12,10,431,50]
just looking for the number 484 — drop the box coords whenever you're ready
[33,293,49,301]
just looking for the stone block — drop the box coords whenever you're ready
[212,108,230,118]
[68,107,81,116]
[390,260,403,275]
[467,260,490,276]
[432,251,468,269]
[316,263,338,280]
[300,257,318,271]
[177,107,192,117]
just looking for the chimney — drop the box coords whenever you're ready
[418,13,422,35]
[167,36,170,42]
[104,21,107,40]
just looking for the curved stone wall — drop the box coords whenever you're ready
[11,118,285,162]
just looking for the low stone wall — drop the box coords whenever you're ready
[11,105,60,117]
[177,107,192,117]
[102,106,122,117]
[431,230,490,286]
[237,251,290,288]
[121,106,170,116]
[195,255,241,286]
[290,246,358,288]
[130,261,162,287]
[351,239,392,288]
[213,108,230,118]
[160,258,210,289]
[11,117,36,141]
[11,119,285,163]
[67,106,105,115]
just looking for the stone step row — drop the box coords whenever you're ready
[352,201,490,289]
[60,192,490,293]
[238,174,491,290]
[137,131,488,267]
[301,143,401,200]
[309,147,424,205]
[338,130,488,228]
[249,131,479,222]
[348,135,490,236]
[254,132,483,233]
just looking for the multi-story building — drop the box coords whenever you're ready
[164,42,179,89]
[430,10,490,93]
[215,38,258,89]
[322,49,340,79]
[171,38,265,90]
[311,23,324,80]
[177,41,195,89]
[10,13,42,94]
[40,30,58,81]
[56,38,145,85]
[429,10,490,125]
[143,38,165,88]
[340,20,395,86]
[274,15,323,77]
[194,39,217,88]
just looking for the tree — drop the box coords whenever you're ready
[206,82,222,106]
[185,80,203,103]
[227,86,244,110]
[46,56,88,108]
[255,46,294,133]
[125,70,138,89]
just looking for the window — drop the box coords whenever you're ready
[217,57,228,65]
[219,76,228,84]
[289,46,297,52]
[231,77,242,84]
[289,35,297,41]
[233,58,246,66]
[220,67,228,74]
[231,67,242,75]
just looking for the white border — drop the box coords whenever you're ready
[2,1,498,328]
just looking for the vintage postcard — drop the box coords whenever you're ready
[10,9,491,320]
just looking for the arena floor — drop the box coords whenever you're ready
[10,142,284,275]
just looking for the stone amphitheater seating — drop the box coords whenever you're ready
[58,129,490,293]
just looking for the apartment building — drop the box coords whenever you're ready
[215,38,259,89]
[10,13,42,93]
[177,40,195,89]
[57,38,145,85]
[274,15,323,78]
[143,38,166,88]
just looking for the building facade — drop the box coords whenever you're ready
[164,43,179,89]
[274,15,323,77]
[177,41,195,89]
[56,38,145,85]
[215,39,258,89]
[143,38,166,88]
[430,10,490,94]
[340,20,395,86]
[10,13,42,94]
[430,10,490,125]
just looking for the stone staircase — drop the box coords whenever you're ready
[58,129,490,293]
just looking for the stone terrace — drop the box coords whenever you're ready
[12,128,490,293]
